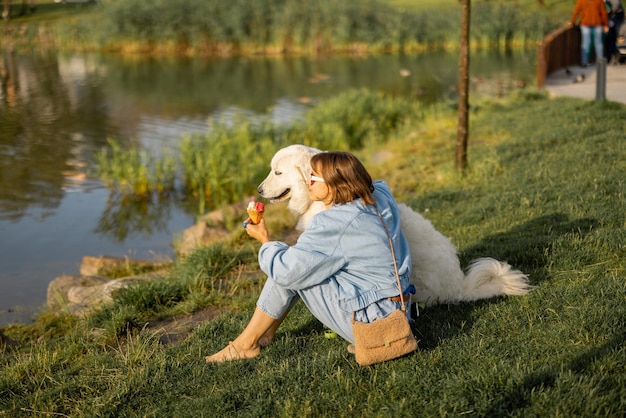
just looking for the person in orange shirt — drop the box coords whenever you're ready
[569,0,610,66]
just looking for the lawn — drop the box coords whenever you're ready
[1,92,625,417]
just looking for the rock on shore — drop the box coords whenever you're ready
[46,203,249,318]
[47,258,167,317]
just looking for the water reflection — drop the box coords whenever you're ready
[0,48,536,325]
[0,50,110,222]
[95,194,176,243]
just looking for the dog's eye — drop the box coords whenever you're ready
[274,170,282,176]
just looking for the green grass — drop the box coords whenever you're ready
[1,92,625,416]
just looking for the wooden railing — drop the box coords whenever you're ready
[536,25,581,88]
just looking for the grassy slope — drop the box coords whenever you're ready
[1,94,625,417]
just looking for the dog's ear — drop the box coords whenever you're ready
[295,150,314,184]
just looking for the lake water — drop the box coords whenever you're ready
[0,48,537,325]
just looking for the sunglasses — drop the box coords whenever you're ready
[310,174,325,183]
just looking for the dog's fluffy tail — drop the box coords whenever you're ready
[400,203,532,306]
[458,257,531,303]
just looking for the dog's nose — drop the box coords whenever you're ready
[257,185,263,194]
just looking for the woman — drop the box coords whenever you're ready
[569,0,609,67]
[205,151,412,362]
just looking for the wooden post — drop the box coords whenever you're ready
[456,0,470,172]
[596,58,607,101]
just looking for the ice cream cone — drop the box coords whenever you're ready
[247,209,263,224]
[246,198,265,225]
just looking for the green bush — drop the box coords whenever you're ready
[297,88,416,149]
[95,89,418,210]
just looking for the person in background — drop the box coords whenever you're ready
[569,0,610,67]
[605,0,625,63]
[205,151,412,363]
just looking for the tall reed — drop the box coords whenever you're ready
[94,139,176,198]
[178,117,283,213]
[49,0,564,55]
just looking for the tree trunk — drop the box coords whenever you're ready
[2,1,35,20]
[456,0,470,172]
[2,0,9,20]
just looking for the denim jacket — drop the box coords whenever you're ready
[259,181,412,313]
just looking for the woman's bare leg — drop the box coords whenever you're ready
[258,308,290,347]
[205,307,283,363]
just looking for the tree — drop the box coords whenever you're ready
[2,0,36,20]
[456,0,470,172]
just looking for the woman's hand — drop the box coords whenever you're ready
[244,218,270,244]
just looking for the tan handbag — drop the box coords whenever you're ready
[351,207,418,366]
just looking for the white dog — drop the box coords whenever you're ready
[258,144,531,306]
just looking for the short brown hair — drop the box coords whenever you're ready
[311,151,375,205]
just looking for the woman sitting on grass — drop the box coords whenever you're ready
[205,151,413,362]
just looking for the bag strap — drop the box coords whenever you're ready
[375,205,406,312]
